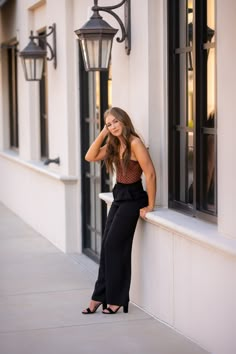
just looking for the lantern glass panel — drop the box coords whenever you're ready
[81,39,89,71]
[101,39,112,69]
[35,58,44,80]
[21,58,32,80]
[21,57,44,81]
[21,58,29,80]
[86,39,100,68]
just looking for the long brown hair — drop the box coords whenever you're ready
[104,107,140,173]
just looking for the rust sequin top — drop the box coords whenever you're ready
[116,160,143,184]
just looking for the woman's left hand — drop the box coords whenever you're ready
[140,206,153,219]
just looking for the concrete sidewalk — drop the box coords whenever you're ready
[0,202,209,354]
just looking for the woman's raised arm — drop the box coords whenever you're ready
[85,126,108,162]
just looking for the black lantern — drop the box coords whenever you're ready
[19,24,57,81]
[19,35,46,81]
[75,13,118,71]
[75,0,131,71]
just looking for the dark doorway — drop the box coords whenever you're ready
[79,49,112,262]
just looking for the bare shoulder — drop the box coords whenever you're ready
[130,136,149,162]
[130,136,146,151]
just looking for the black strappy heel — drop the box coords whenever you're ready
[82,302,107,314]
[102,304,129,314]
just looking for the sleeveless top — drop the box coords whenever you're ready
[116,160,142,184]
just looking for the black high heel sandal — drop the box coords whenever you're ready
[102,304,129,314]
[82,302,107,314]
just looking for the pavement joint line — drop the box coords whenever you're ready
[0,235,47,240]
[0,287,93,298]
[0,317,153,336]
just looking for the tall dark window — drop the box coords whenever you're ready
[7,43,19,149]
[80,47,111,262]
[38,30,48,159]
[168,0,216,221]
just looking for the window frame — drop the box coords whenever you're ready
[7,41,19,150]
[168,0,217,223]
[38,29,49,160]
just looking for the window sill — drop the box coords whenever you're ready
[99,192,236,257]
[0,150,78,183]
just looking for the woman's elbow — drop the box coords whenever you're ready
[146,170,156,183]
[85,153,93,162]
[149,169,156,179]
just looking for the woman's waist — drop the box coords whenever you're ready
[114,179,143,190]
[112,180,147,202]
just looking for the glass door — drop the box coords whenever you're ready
[79,49,112,262]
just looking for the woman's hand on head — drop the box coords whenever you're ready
[101,125,109,138]
[84,126,108,162]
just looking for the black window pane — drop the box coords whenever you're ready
[39,30,48,159]
[207,0,215,43]
[175,131,193,205]
[8,45,19,149]
[188,132,194,204]
[179,54,187,127]
[206,48,215,126]
[178,0,189,48]
[175,53,194,127]
[202,133,216,213]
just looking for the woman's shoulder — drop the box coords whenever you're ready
[130,136,145,151]
[130,136,147,161]
[130,136,145,149]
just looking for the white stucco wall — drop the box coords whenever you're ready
[0,0,82,252]
[100,0,236,353]
[0,152,80,252]
[1,0,236,353]
[131,216,236,354]
[217,0,236,239]
[111,0,167,208]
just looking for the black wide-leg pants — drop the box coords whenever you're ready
[92,180,148,306]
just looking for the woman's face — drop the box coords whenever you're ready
[105,114,123,137]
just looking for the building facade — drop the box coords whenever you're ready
[0,0,236,353]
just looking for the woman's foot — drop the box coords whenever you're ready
[102,304,128,314]
[82,300,106,314]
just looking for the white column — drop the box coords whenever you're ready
[217,0,236,238]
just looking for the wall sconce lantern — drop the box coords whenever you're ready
[19,23,57,81]
[74,0,131,71]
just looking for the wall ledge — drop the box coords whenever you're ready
[0,150,78,183]
[99,192,236,257]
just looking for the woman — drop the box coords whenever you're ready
[82,107,156,315]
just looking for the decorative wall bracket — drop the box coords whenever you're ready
[91,0,131,54]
